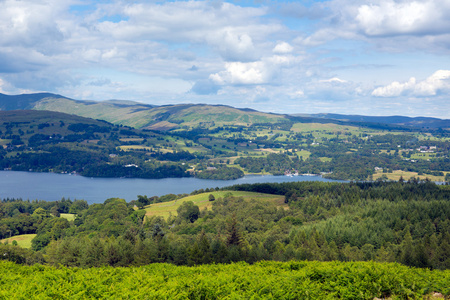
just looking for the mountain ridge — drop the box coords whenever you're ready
[1,92,449,130]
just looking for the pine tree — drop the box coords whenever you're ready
[226,214,242,247]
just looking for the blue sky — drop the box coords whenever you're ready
[0,0,449,118]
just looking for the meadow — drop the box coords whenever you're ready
[0,234,36,248]
[145,191,286,219]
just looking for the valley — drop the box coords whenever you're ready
[0,94,449,299]
[0,94,449,182]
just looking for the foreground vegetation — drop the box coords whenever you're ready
[0,260,449,299]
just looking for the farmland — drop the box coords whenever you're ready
[144,191,287,219]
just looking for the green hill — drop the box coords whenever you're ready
[0,110,190,179]
[0,92,67,110]
[0,93,286,129]
[0,234,36,248]
[145,191,287,219]
[34,98,287,130]
[34,97,158,128]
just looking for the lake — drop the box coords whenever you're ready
[0,171,341,204]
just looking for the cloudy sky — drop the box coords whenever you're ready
[0,0,449,118]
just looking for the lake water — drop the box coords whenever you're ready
[0,171,341,204]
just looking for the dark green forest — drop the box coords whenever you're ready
[1,181,449,270]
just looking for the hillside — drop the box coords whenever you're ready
[144,191,287,219]
[0,110,191,179]
[302,113,450,129]
[3,92,449,131]
[35,100,287,130]
[0,93,287,129]
[0,93,67,110]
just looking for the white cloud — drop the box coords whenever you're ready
[213,30,256,61]
[372,77,417,97]
[0,0,69,48]
[273,42,293,54]
[0,0,449,118]
[291,0,450,53]
[210,53,301,86]
[94,1,275,62]
[415,70,450,96]
[320,77,347,84]
[372,70,450,97]
[289,90,305,98]
[210,61,269,85]
[356,0,450,37]
[0,78,6,93]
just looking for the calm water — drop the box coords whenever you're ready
[0,171,341,204]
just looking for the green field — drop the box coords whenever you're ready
[60,213,76,221]
[410,152,437,160]
[373,170,446,182]
[0,234,36,249]
[145,191,286,219]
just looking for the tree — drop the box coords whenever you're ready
[189,230,212,265]
[32,207,50,220]
[69,200,88,214]
[226,214,242,247]
[208,194,215,201]
[50,206,60,217]
[176,201,200,223]
[136,195,150,209]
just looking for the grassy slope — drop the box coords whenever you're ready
[34,97,155,128]
[60,213,76,221]
[0,110,105,125]
[373,170,448,182]
[0,234,36,248]
[0,110,113,144]
[33,98,287,129]
[167,105,286,127]
[145,191,287,219]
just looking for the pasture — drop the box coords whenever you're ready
[145,191,286,219]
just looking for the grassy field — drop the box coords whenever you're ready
[410,152,437,160]
[145,191,287,219]
[118,145,154,151]
[60,213,76,221]
[295,149,311,159]
[373,170,446,182]
[319,157,333,162]
[0,234,36,248]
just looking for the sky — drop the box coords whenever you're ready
[0,0,449,118]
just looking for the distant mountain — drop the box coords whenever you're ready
[0,92,69,110]
[296,113,450,129]
[1,92,448,130]
[0,93,286,129]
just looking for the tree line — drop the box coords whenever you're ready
[0,181,449,270]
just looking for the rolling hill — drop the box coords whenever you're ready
[302,113,450,129]
[0,93,286,129]
[1,92,449,130]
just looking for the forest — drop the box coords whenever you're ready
[1,180,450,298]
[1,181,449,271]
